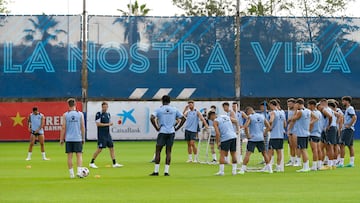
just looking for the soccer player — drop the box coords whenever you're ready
[328,100,343,166]
[319,99,338,170]
[183,100,209,163]
[205,110,218,163]
[239,107,272,174]
[232,102,248,161]
[89,102,123,169]
[60,98,86,178]
[289,98,318,172]
[338,96,357,167]
[25,107,49,161]
[307,100,323,170]
[222,102,240,163]
[268,100,286,172]
[208,111,238,176]
[285,98,300,166]
[150,95,185,176]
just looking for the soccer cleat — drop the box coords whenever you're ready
[263,168,273,174]
[214,172,224,176]
[238,170,245,175]
[113,163,123,168]
[70,174,75,179]
[193,159,199,163]
[275,166,283,172]
[164,173,170,176]
[149,172,159,176]
[296,168,310,173]
[150,159,155,163]
[25,157,31,161]
[89,163,98,169]
[186,160,193,163]
[345,164,354,168]
[211,159,217,164]
[293,162,301,167]
[310,166,318,171]
[77,172,84,178]
[232,171,237,176]
[336,164,344,168]
[42,157,50,161]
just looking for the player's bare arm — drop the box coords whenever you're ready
[213,120,221,148]
[80,113,85,144]
[175,117,186,131]
[264,119,271,137]
[150,115,160,131]
[197,111,209,128]
[60,113,66,145]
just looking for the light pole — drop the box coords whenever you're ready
[81,0,88,112]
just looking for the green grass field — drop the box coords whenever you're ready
[0,141,359,203]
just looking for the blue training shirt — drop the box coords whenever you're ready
[344,106,356,131]
[293,108,311,137]
[64,110,84,142]
[311,109,322,137]
[215,115,237,142]
[248,113,266,142]
[185,109,199,133]
[152,105,183,134]
[29,113,44,135]
[270,110,285,139]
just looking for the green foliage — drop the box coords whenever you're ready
[172,0,236,16]
[118,0,150,16]
[0,0,9,14]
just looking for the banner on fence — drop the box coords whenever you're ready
[87,16,235,99]
[0,102,82,141]
[86,101,228,140]
[240,17,360,97]
[0,15,82,98]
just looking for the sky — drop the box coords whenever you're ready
[5,0,360,17]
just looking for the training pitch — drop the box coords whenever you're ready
[0,141,359,203]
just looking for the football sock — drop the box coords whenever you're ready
[188,154,192,160]
[41,152,46,158]
[112,159,116,165]
[219,164,224,173]
[69,168,74,176]
[232,164,237,173]
[90,158,95,164]
[212,153,217,160]
[164,165,170,173]
[154,164,160,173]
[350,156,355,165]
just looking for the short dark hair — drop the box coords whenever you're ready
[232,102,238,106]
[269,99,277,106]
[276,99,281,105]
[320,98,328,103]
[67,98,76,107]
[296,98,304,105]
[328,102,336,108]
[287,98,296,103]
[342,96,352,103]
[102,102,108,106]
[32,107,38,112]
[307,99,317,106]
[210,105,216,109]
[162,95,171,104]
[207,111,216,119]
[222,102,230,107]
[188,100,194,104]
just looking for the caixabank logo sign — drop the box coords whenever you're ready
[111,108,141,134]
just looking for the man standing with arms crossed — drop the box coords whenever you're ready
[150,95,186,176]
[338,96,357,168]
[60,98,86,178]
[26,107,49,161]
[183,100,209,163]
[89,102,123,168]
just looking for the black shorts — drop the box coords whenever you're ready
[297,137,308,149]
[209,135,216,144]
[157,133,175,147]
[98,137,114,148]
[220,138,237,152]
[321,131,327,143]
[269,139,283,150]
[326,126,337,145]
[309,136,320,143]
[247,141,265,153]
[185,130,197,141]
[341,128,354,147]
[66,142,83,153]
[31,131,43,136]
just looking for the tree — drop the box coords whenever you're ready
[0,0,9,14]
[172,0,236,16]
[117,0,150,16]
[23,15,67,45]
